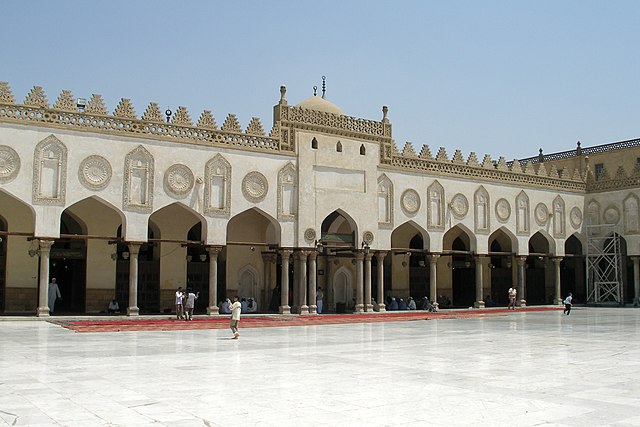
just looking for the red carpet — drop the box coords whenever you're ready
[51,307,563,333]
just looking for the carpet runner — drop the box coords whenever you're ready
[50,307,563,333]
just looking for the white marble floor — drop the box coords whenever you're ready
[1,308,640,426]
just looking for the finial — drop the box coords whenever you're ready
[313,85,317,96]
[279,85,287,105]
[382,105,388,123]
[538,148,544,162]
[165,107,172,123]
[322,76,326,99]
[576,140,582,155]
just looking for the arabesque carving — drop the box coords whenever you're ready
[0,145,20,183]
[204,154,231,217]
[123,145,154,213]
[32,134,67,206]
[278,162,297,221]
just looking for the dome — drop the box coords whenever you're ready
[296,96,344,115]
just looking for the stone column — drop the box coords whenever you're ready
[517,255,527,307]
[262,252,277,311]
[127,243,142,316]
[553,257,563,305]
[280,250,292,314]
[355,251,364,313]
[474,255,485,308]
[429,254,440,303]
[308,251,318,314]
[376,251,387,312]
[206,246,223,315]
[326,254,334,311]
[633,256,640,305]
[364,252,373,312]
[297,251,309,315]
[36,239,54,317]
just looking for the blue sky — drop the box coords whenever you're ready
[1,1,638,160]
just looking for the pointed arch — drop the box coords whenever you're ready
[427,180,445,231]
[377,174,393,228]
[565,233,584,255]
[391,220,430,251]
[320,209,358,246]
[529,230,555,255]
[311,137,318,149]
[33,134,67,206]
[123,145,154,213]
[0,188,36,230]
[488,227,517,253]
[474,186,490,233]
[360,144,366,155]
[237,263,260,299]
[336,141,343,152]
[228,207,281,246]
[277,162,297,221]
[204,154,231,217]
[151,201,208,240]
[332,265,353,305]
[516,191,530,235]
[623,193,639,234]
[443,224,477,252]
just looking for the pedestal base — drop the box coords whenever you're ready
[474,301,485,309]
[127,306,139,316]
[300,305,309,315]
[555,298,564,306]
[309,304,317,314]
[377,303,386,312]
[517,299,527,308]
[279,305,291,315]
[365,304,374,312]
[207,305,220,315]
[354,304,364,313]
[36,306,50,317]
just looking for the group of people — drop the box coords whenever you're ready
[385,296,439,312]
[175,287,199,321]
[219,297,258,314]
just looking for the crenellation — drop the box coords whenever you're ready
[467,152,480,167]
[24,86,48,108]
[481,154,493,169]
[113,98,137,119]
[419,145,433,159]
[221,113,242,133]
[402,142,417,157]
[496,156,509,171]
[0,81,15,103]
[86,94,108,115]
[172,106,193,126]
[615,165,627,180]
[535,164,548,177]
[523,161,536,175]
[53,90,76,112]
[452,149,465,164]
[510,159,522,173]
[436,147,449,162]
[197,110,218,130]
[141,102,165,123]
[246,117,265,136]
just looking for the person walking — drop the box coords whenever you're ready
[563,292,573,315]
[229,296,242,339]
[507,286,517,310]
[316,287,324,314]
[48,278,62,314]
[184,289,199,321]
[175,287,185,320]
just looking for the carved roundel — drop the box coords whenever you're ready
[495,198,511,222]
[603,205,621,224]
[0,145,20,183]
[304,228,316,242]
[164,164,194,198]
[401,189,421,215]
[363,231,374,245]
[242,171,268,203]
[534,203,549,226]
[78,155,112,191]
[450,193,469,219]
[570,207,583,228]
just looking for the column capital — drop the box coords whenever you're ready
[206,245,224,256]
[308,251,318,261]
[429,253,440,263]
[364,252,373,261]
[354,251,365,261]
[127,242,143,254]
[38,239,55,252]
[281,249,293,259]
[375,250,388,261]
[551,256,563,264]
[516,255,527,265]
[262,252,277,263]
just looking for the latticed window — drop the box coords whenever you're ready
[595,163,604,178]
[336,141,343,152]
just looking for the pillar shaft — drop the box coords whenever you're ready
[553,257,563,305]
[517,256,526,307]
[376,251,387,311]
[633,257,640,305]
[308,251,318,314]
[429,254,439,303]
[279,250,292,314]
[355,251,364,313]
[297,251,309,315]
[364,253,373,312]
[475,255,485,308]
[206,246,223,315]
[36,240,54,317]
[127,243,142,316]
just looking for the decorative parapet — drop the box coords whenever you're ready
[517,138,640,164]
[0,84,282,154]
[587,164,640,193]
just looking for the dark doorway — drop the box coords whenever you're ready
[489,240,512,306]
[562,235,585,303]
[186,223,209,313]
[451,237,475,307]
[50,212,86,313]
[408,234,428,300]
[0,216,6,313]
[526,233,550,305]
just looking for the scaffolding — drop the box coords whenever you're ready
[586,224,623,304]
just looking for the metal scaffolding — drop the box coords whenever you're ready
[586,224,623,304]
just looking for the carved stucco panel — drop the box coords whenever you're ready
[623,194,639,234]
[78,155,112,191]
[123,145,154,213]
[0,145,20,183]
[516,191,530,235]
[495,198,511,222]
[427,181,445,231]
[377,174,394,229]
[242,171,268,203]
[204,154,231,218]
[570,207,583,229]
[474,186,490,234]
[278,162,297,221]
[164,163,195,199]
[32,134,67,206]
[552,196,566,237]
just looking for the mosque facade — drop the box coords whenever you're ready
[0,81,638,316]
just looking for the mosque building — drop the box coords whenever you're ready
[0,81,638,316]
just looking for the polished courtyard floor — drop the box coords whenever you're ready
[1,308,640,426]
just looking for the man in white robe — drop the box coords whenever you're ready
[48,278,62,314]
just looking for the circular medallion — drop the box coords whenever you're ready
[534,203,549,226]
[78,155,111,191]
[570,207,583,228]
[242,171,268,203]
[363,231,374,245]
[304,228,316,242]
[401,189,421,215]
[164,164,194,198]
[450,193,469,219]
[603,206,620,224]
[495,198,511,222]
[0,145,20,183]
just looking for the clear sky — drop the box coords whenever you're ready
[1,1,638,160]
